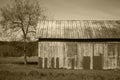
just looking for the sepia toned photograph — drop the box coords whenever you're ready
[0,0,120,80]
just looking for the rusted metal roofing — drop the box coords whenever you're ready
[36,20,120,39]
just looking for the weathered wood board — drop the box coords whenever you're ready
[38,42,120,69]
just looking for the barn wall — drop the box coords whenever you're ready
[77,43,93,69]
[38,42,65,68]
[38,42,120,69]
[103,43,120,69]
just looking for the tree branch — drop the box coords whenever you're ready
[28,30,36,33]
[26,14,31,36]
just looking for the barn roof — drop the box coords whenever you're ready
[36,20,120,39]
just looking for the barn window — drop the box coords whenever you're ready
[66,43,77,57]
[108,44,116,57]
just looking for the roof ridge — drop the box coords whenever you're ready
[39,20,120,21]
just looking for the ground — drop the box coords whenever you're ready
[0,57,120,80]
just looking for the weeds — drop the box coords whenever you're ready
[0,70,120,80]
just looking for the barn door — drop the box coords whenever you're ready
[38,57,43,68]
[56,57,59,69]
[93,54,103,70]
[66,43,77,69]
[83,56,90,69]
[44,58,48,68]
[51,57,55,68]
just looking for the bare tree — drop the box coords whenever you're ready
[0,0,46,64]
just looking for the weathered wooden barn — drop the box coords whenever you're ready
[36,20,120,70]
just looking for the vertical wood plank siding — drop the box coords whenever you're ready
[38,42,120,69]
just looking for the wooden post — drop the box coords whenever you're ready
[71,58,75,69]
[38,42,43,68]
[116,45,118,69]
[118,45,120,69]
[90,43,94,70]
[102,44,104,69]
[64,44,68,69]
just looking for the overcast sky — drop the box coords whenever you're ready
[0,0,120,20]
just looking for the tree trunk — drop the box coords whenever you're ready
[23,40,27,64]
[24,53,27,64]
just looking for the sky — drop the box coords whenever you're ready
[0,0,120,20]
[0,0,120,41]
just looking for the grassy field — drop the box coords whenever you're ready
[0,57,120,80]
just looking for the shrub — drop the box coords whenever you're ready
[0,41,38,57]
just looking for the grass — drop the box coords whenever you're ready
[0,56,38,64]
[0,57,120,80]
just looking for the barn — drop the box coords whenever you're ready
[36,20,120,70]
